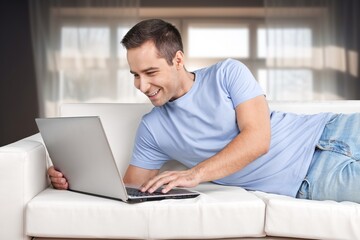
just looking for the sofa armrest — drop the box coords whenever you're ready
[0,134,48,240]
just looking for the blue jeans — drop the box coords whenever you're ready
[296,113,360,203]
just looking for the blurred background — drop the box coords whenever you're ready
[1,0,359,146]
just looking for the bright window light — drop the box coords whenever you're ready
[188,26,249,58]
[258,69,313,100]
[117,27,130,58]
[257,28,312,58]
[61,27,110,58]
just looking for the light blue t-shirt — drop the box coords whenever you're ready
[131,58,332,197]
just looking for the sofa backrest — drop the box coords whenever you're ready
[60,101,360,174]
[269,100,360,114]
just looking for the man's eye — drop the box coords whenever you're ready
[147,72,156,76]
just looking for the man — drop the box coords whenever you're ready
[48,19,360,203]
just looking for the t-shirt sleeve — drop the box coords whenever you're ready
[223,59,264,108]
[130,119,169,169]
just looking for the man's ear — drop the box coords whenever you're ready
[173,50,185,69]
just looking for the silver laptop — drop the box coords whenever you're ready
[35,116,199,203]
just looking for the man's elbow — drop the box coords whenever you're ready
[261,143,270,156]
[259,134,271,156]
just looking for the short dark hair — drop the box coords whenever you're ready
[121,19,183,65]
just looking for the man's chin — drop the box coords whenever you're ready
[151,102,164,107]
[150,99,166,107]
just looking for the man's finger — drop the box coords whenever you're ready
[48,166,63,178]
[50,176,66,184]
[141,172,176,193]
[53,182,68,190]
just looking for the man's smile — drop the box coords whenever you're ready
[148,88,161,97]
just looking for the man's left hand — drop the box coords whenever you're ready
[140,168,202,193]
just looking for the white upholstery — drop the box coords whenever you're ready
[1,101,360,240]
[254,192,360,240]
[0,136,48,240]
[27,184,265,239]
[269,100,360,114]
[26,103,265,239]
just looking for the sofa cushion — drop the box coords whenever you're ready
[26,183,265,239]
[254,191,360,240]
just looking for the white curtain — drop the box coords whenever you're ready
[29,0,143,117]
[263,0,360,101]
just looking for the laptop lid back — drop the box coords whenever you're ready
[60,103,153,175]
[36,116,128,201]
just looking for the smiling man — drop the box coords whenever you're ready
[48,19,360,204]
[120,19,271,194]
[127,40,194,107]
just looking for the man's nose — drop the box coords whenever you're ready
[138,77,150,93]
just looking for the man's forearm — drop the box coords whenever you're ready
[193,127,270,183]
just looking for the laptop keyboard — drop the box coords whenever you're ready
[126,187,165,197]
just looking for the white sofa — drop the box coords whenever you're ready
[1,101,360,240]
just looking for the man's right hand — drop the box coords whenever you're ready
[48,166,68,190]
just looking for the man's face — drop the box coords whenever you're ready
[127,41,183,107]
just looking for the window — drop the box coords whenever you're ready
[180,19,265,74]
[257,27,315,100]
[57,22,145,104]
[257,27,313,59]
[164,19,317,100]
[59,26,112,102]
[56,15,319,103]
[258,69,314,100]
[187,24,249,58]
[61,27,110,58]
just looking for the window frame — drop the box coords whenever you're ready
[53,11,325,102]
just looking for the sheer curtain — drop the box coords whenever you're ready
[263,0,360,101]
[29,0,142,117]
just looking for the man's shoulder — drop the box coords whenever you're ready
[140,106,166,126]
[195,58,245,76]
[217,58,244,68]
[209,58,246,75]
